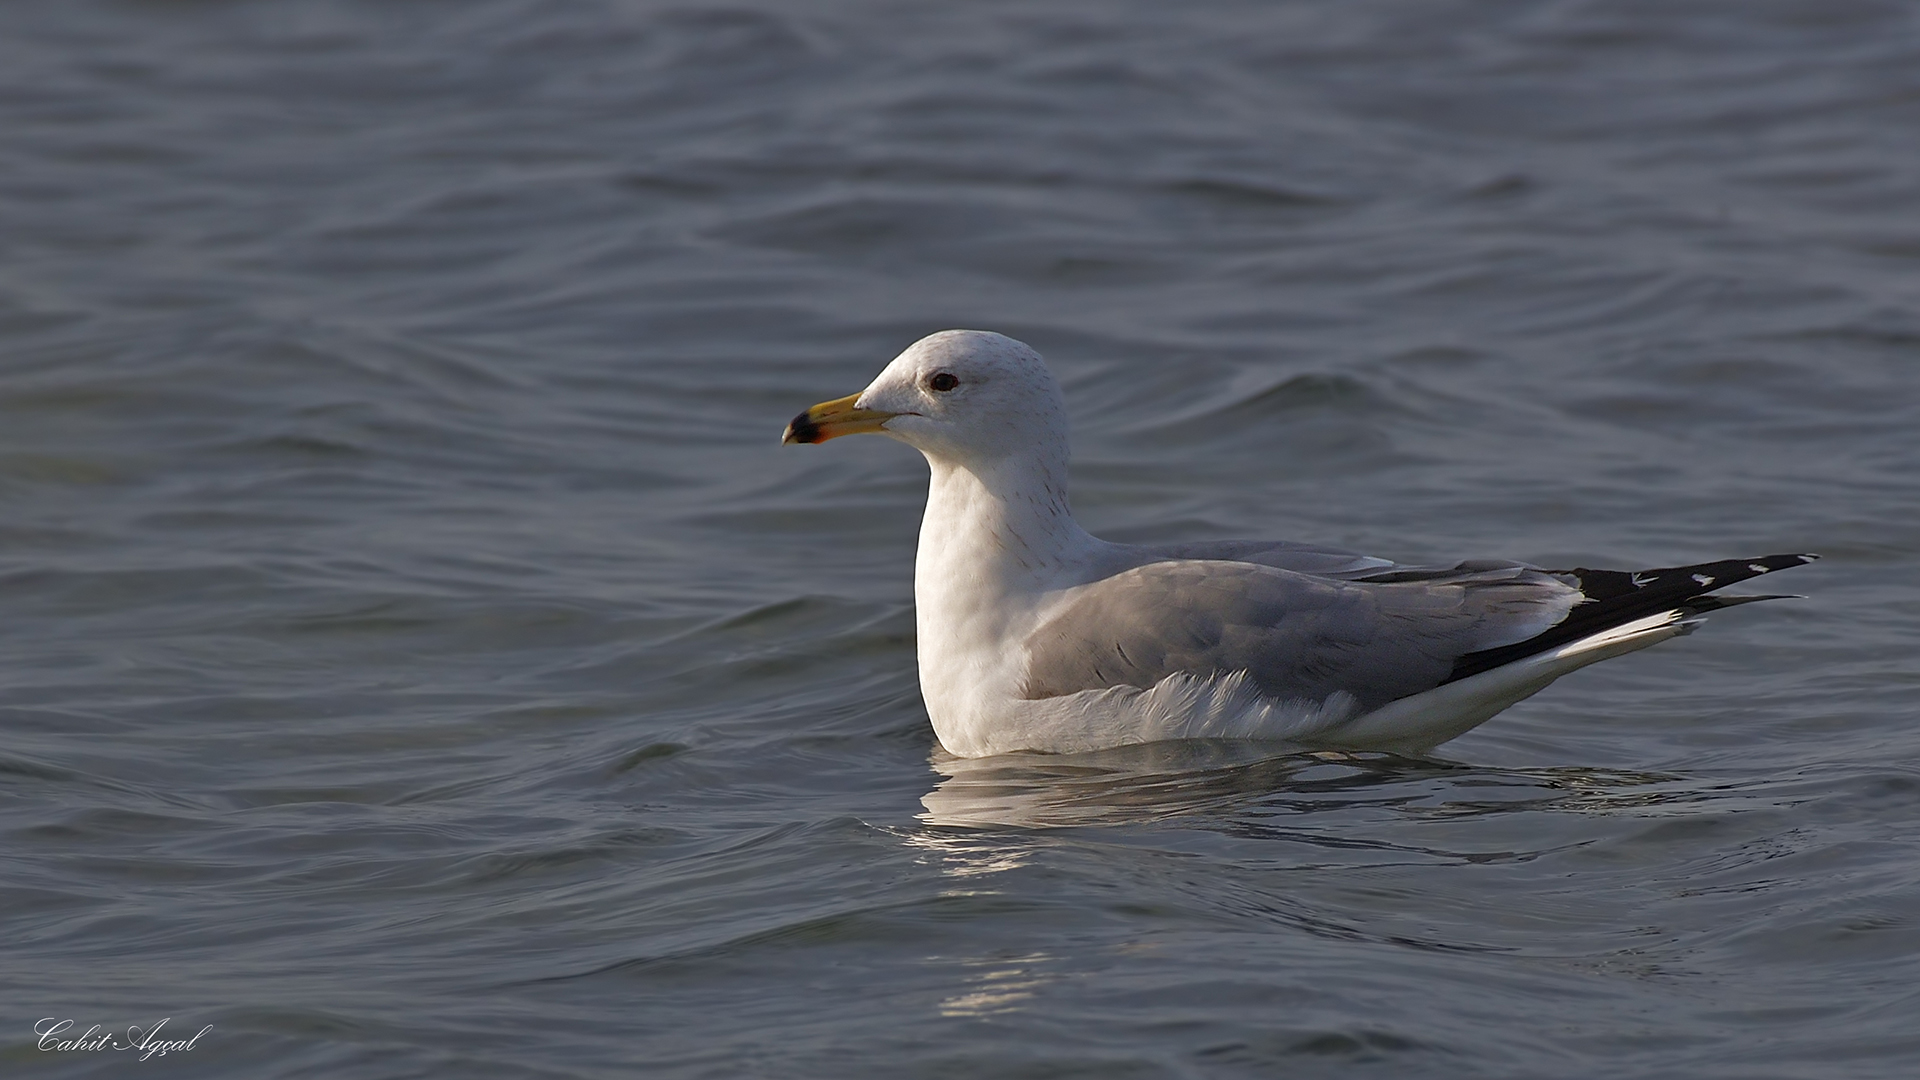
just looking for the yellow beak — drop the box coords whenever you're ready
[782,393,900,444]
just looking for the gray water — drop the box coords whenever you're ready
[4,2,1918,1077]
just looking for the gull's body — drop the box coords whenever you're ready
[785,330,1812,759]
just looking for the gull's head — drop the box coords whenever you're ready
[783,330,1066,468]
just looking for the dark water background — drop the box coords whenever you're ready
[4,2,1918,1077]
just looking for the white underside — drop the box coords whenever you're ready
[934,608,1699,759]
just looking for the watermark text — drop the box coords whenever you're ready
[36,1018,211,1062]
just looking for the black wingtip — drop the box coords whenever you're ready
[1682,592,1804,614]
[1729,553,1819,575]
[1445,552,1817,683]
[1602,553,1817,598]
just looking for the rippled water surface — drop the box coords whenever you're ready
[5,2,1919,1077]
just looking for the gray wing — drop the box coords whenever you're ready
[1134,538,1539,582]
[1130,539,1400,578]
[1021,560,1579,710]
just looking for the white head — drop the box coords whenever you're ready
[783,330,1068,473]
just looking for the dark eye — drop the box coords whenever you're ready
[929,372,959,392]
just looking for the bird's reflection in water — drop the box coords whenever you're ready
[918,740,1697,832]
[900,742,1716,1018]
[935,952,1056,1018]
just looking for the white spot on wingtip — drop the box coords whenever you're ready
[1692,573,1714,586]
[1630,572,1654,588]
[1748,563,1769,573]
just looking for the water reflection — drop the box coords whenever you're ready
[922,742,1432,829]
[937,952,1056,1018]
[898,826,1038,878]
[919,741,1704,831]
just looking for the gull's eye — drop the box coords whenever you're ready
[929,372,959,392]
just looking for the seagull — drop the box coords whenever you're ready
[783,330,1814,759]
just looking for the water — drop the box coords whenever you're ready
[4,1,1918,1076]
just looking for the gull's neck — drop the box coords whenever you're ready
[912,449,1108,732]
[917,451,1096,596]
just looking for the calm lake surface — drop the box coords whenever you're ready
[4,2,1918,1077]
